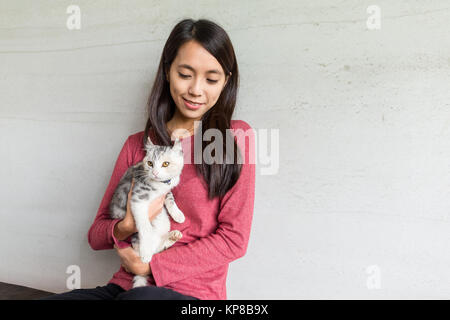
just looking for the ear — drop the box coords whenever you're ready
[146,136,154,147]
[172,137,183,153]
[172,137,181,147]
[224,71,231,88]
[165,67,170,82]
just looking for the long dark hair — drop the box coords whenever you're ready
[143,18,242,199]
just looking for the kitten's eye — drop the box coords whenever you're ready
[162,161,170,167]
[147,161,153,167]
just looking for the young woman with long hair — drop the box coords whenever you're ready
[42,18,255,300]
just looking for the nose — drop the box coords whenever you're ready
[152,170,158,177]
[188,78,202,97]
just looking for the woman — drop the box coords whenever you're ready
[42,18,255,300]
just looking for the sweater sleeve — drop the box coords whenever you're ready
[150,122,256,287]
[87,135,133,250]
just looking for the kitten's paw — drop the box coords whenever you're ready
[139,248,153,263]
[132,275,148,288]
[171,209,185,224]
[169,230,183,241]
[140,254,153,264]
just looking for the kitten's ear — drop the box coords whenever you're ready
[146,136,154,146]
[172,137,183,152]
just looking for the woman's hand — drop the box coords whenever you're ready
[114,245,151,276]
[114,178,168,240]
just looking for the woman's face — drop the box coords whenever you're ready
[167,40,229,122]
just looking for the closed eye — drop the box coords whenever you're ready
[178,72,218,84]
[178,72,191,79]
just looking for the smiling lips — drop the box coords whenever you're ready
[183,98,204,110]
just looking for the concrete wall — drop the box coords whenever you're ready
[1,0,449,299]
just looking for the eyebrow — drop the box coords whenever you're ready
[178,64,221,75]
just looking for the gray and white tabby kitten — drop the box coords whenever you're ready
[109,136,185,288]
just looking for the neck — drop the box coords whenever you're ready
[167,112,200,138]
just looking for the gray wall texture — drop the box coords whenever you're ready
[1,0,449,299]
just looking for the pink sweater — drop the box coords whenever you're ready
[87,120,255,300]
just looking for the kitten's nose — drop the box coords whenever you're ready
[152,170,158,177]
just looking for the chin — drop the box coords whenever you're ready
[182,103,212,116]
[179,106,203,118]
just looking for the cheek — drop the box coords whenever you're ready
[169,77,187,98]
[207,87,224,105]
[169,81,180,98]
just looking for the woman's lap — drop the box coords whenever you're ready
[39,283,198,300]
[116,285,198,300]
[39,283,124,300]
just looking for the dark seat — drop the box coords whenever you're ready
[0,282,54,300]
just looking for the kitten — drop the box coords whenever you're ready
[109,136,185,288]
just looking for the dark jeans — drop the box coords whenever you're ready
[39,283,198,300]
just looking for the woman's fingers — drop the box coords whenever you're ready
[122,262,130,273]
[157,193,167,209]
[115,245,131,273]
[157,193,167,206]
[127,180,133,209]
[147,193,168,221]
[126,179,135,215]
[128,179,135,197]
